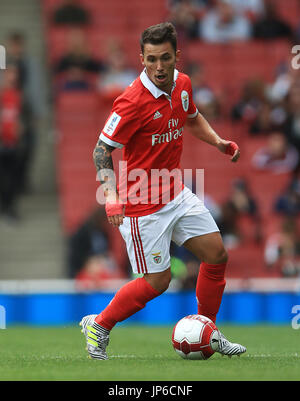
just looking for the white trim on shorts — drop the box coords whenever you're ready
[130,217,148,274]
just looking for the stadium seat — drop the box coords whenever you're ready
[275,0,300,28]
[226,243,277,278]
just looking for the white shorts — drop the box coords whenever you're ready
[119,187,220,274]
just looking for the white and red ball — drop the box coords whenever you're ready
[172,314,219,360]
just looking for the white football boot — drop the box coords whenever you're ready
[216,330,246,357]
[79,314,110,360]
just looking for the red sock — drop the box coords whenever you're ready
[95,277,160,330]
[196,262,226,323]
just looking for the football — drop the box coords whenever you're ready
[172,314,220,360]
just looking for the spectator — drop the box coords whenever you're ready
[187,62,221,120]
[6,32,45,194]
[249,101,277,134]
[217,201,241,249]
[264,217,300,276]
[168,0,201,42]
[75,254,124,290]
[199,0,252,43]
[168,0,210,7]
[274,177,300,216]
[58,66,93,92]
[222,178,263,244]
[252,131,299,174]
[231,78,266,124]
[6,33,28,91]
[251,61,300,135]
[295,19,300,43]
[0,65,23,221]
[266,61,297,104]
[176,259,200,289]
[204,193,222,222]
[68,207,128,289]
[284,82,300,171]
[67,207,112,277]
[54,29,105,77]
[98,40,137,101]
[224,0,265,21]
[252,0,293,40]
[227,178,259,216]
[170,242,199,289]
[52,0,91,27]
[249,101,286,135]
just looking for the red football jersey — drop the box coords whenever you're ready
[99,68,198,217]
[0,88,21,147]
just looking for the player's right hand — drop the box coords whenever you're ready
[105,201,124,227]
[225,141,240,162]
[217,139,240,162]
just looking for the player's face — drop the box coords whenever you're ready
[140,42,180,94]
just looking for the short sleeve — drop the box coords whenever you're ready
[186,77,199,119]
[99,97,140,149]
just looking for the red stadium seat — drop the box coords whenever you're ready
[226,242,279,278]
[275,0,300,28]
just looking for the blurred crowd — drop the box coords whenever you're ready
[52,28,138,104]
[168,0,297,43]
[1,0,300,285]
[0,32,44,223]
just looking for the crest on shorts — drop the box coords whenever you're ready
[181,90,189,112]
[152,251,162,264]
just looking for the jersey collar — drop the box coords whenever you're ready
[140,68,179,98]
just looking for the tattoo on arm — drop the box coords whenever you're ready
[93,139,117,198]
[93,139,115,174]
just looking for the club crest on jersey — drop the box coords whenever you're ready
[152,251,162,264]
[181,90,189,112]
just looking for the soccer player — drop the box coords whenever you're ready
[80,22,246,359]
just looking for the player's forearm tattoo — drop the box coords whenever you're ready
[93,140,117,196]
[93,139,114,175]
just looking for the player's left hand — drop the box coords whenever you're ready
[217,140,240,162]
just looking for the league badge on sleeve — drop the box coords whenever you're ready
[103,112,122,136]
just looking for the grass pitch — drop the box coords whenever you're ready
[0,324,299,381]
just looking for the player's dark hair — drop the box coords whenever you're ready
[140,22,177,54]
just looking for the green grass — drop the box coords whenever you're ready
[0,325,299,381]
